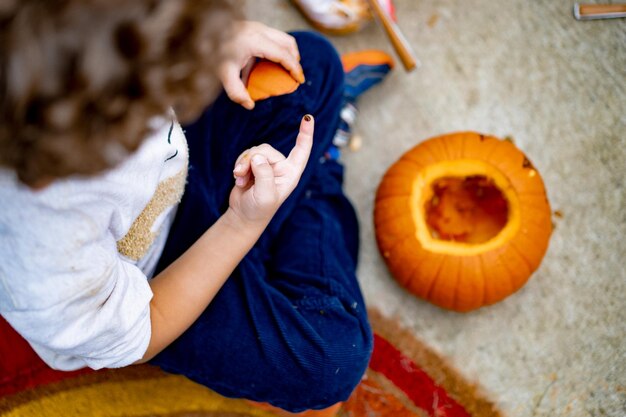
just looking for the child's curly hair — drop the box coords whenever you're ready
[0,0,241,186]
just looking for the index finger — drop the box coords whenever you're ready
[261,30,304,82]
[287,114,314,169]
[257,34,305,84]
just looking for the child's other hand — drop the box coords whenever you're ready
[218,21,305,110]
[228,115,314,225]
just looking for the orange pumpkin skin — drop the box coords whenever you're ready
[374,132,552,312]
[246,60,300,102]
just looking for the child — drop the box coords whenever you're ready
[0,0,371,415]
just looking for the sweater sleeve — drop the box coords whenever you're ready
[0,200,153,371]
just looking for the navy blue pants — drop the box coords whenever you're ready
[152,32,372,412]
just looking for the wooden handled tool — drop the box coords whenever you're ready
[366,0,419,72]
[574,3,626,20]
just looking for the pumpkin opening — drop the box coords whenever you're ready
[424,175,509,244]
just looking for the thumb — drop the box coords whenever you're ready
[221,61,255,110]
[251,154,278,205]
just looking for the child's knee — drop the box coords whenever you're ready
[291,31,342,72]
[290,31,344,107]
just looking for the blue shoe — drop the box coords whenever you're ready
[326,50,394,160]
[342,50,394,102]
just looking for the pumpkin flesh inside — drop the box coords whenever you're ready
[425,176,508,244]
[412,159,521,256]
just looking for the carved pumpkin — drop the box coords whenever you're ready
[374,132,552,312]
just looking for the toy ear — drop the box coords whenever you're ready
[246,60,300,102]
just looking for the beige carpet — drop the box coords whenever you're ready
[247,1,626,416]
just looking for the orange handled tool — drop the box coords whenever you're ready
[574,3,626,20]
[366,0,419,72]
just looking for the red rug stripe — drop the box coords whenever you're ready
[0,316,93,397]
[370,334,471,417]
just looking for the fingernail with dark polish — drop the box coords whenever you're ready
[304,114,312,122]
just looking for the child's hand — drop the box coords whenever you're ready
[228,115,314,225]
[218,21,305,110]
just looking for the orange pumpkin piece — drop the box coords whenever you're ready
[246,60,300,102]
[374,132,552,312]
